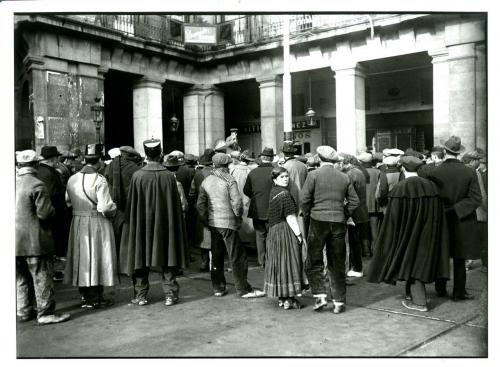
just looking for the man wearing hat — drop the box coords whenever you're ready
[426,136,482,301]
[64,148,84,175]
[367,156,450,312]
[65,144,118,309]
[197,152,264,298]
[418,146,445,178]
[15,150,70,325]
[104,146,143,255]
[164,154,189,215]
[120,139,188,307]
[37,146,70,280]
[243,147,276,268]
[376,148,403,213]
[189,149,215,271]
[300,146,360,314]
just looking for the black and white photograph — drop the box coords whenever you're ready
[1,0,497,361]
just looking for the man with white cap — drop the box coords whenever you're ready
[300,146,359,314]
[15,150,70,325]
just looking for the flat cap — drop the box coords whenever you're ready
[400,156,424,172]
[383,148,404,157]
[119,146,141,158]
[16,150,43,163]
[357,152,372,163]
[462,150,482,160]
[382,155,400,166]
[212,152,231,166]
[316,145,339,162]
[108,148,121,159]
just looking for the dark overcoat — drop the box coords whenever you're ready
[346,167,369,223]
[16,167,55,256]
[119,162,188,275]
[243,162,274,220]
[426,159,482,259]
[367,176,450,284]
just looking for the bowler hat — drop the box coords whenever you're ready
[16,150,43,164]
[400,156,424,172]
[443,136,465,154]
[164,154,183,167]
[281,141,297,154]
[84,144,104,158]
[143,138,162,158]
[316,145,339,162]
[259,147,276,157]
[212,153,231,166]
[41,146,62,159]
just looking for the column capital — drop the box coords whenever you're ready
[256,74,283,88]
[184,84,223,97]
[428,48,450,64]
[133,76,164,89]
[332,63,366,78]
[446,43,477,63]
[23,55,45,72]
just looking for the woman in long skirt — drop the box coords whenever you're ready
[263,167,304,310]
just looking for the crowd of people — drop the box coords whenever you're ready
[15,131,487,325]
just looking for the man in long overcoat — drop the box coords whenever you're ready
[426,136,482,301]
[120,139,188,307]
[243,147,276,267]
[16,150,70,325]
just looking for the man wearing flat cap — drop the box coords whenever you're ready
[368,155,450,312]
[15,150,70,325]
[425,136,482,301]
[300,146,360,314]
[376,148,403,213]
[104,145,143,254]
[197,153,264,298]
[244,147,276,268]
[120,138,188,307]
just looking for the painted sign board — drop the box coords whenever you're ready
[183,24,217,44]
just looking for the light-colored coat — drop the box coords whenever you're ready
[64,167,118,287]
[230,162,255,243]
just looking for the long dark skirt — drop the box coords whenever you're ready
[263,221,303,298]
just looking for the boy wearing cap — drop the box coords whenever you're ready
[368,156,450,312]
[15,150,70,325]
[120,139,188,307]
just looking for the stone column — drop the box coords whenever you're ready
[475,43,486,151]
[183,85,224,155]
[257,75,283,153]
[332,64,366,154]
[133,77,164,156]
[447,43,477,151]
[429,48,450,146]
[23,56,47,151]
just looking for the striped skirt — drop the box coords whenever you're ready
[263,221,303,298]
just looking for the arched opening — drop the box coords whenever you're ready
[15,81,34,150]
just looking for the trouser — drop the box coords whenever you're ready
[253,219,269,266]
[305,219,347,303]
[478,222,487,267]
[406,279,427,306]
[200,248,211,269]
[132,267,179,300]
[16,255,56,318]
[79,285,104,302]
[435,258,466,297]
[348,225,363,272]
[209,226,253,296]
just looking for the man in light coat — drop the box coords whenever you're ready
[16,150,70,325]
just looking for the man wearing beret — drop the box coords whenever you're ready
[368,156,450,312]
[120,139,188,307]
[300,146,360,314]
[426,136,482,301]
[197,153,264,298]
[104,146,143,255]
[15,150,70,325]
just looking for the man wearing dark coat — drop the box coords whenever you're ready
[176,153,198,257]
[243,147,276,268]
[120,139,188,307]
[426,136,482,301]
[104,146,143,255]
[16,150,70,325]
[367,156,450,312]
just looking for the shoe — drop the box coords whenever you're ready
[313,295,328,311]
[290,298,303,310]
[18,310,36,322]
[241,289,265,299]
[452,292,474,301]
[347,270,363,278]
[401,299,428,312]
[465,260,473,271]
[97,298,114,308]
[283,299,292,310]
[129,298,148,306]
[37,313,70,325]
[53,271,64,281]
[333,302,346,314]
[81,301,99,309]
[214,289,228,297]
[278,297,285,307]
[165,296,179,306]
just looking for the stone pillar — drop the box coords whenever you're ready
[257,75,283,152]
[332,64,366,154]
[133,77,164,156]
[183,85,224,155]
[23,56,47,151]
[475,43,486,151]
[447,43,477,151]
[429,48,450,146]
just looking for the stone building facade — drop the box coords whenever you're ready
[14,13,486,157]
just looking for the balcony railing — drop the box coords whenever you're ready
[62,14,394,53]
